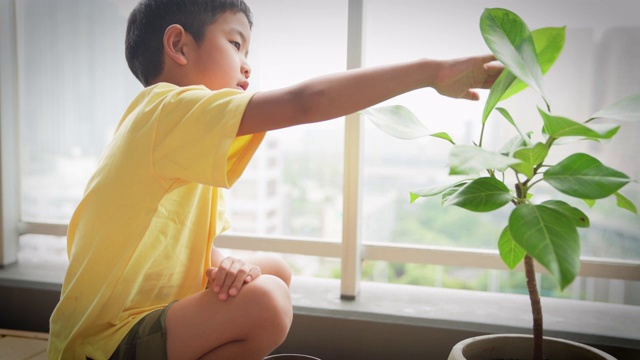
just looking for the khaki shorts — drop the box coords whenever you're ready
[109,301,176,360]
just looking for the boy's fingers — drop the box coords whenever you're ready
[213,258,233,292]
[206,267,217,288]
[245,265,262,283]
[228,263,252,297]
[219,260,244,300]
[209,257,262,301]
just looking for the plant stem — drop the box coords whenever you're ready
[478,122,486,148]
[525,254,543,360]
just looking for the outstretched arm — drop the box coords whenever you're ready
[238,55,502,136]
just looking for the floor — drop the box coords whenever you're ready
[0,329,48,360]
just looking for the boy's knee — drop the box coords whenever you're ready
[268,254,293,287]
[247,275,293,344]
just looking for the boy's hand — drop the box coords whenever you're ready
[206,257,261,301]
[434,55,503,101]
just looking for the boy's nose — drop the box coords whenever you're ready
[241,63,251,79]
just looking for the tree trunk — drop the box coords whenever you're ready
[525,254,543,360]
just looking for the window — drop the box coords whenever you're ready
[2,0,639,306]
[359,0,640,302]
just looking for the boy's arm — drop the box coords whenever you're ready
[237,55,502,136]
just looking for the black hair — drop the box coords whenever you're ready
[125,0,253,86]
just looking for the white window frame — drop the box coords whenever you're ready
[2,0,640,299]
[0,0,21,267]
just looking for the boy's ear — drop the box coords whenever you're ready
[163,24,189,66]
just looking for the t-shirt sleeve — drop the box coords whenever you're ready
[152,86,265,188]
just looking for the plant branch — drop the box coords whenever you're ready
[525,254,543,360]
[527,178,544,189]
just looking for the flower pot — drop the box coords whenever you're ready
[264,355,321,360]
[448,334,616,360]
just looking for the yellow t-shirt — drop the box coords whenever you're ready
[48,83,265,359]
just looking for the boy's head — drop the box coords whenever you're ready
[125,0,253,87]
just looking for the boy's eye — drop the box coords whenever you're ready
[230,41,241,50]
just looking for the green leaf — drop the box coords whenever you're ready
[540,200,590,228]
[449,145,521,175]
[539,109,620,139]
[481,27,565,124]
[442,177,513,212]
[582,198,596,208]
[409,180,470,203]
[615,192,638,214]
[496,108,532,145]
[361,106,456,143]
[511,143,549,178]
[500,134,529,157]
[590,93,640,122]
[430,132,456,145]
[441,184,466,204]
[543,153,630,199]
[498,226,526,269]
[509,204,580,289]
[360,105,430,140]
[501,27,566,101]
[482,70,518,124]
[480,8,545,101]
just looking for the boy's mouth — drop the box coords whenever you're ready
[237,81,249,91]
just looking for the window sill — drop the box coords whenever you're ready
[1,261,639,352]
[290,276,640,351]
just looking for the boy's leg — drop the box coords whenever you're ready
[165,274,292,360]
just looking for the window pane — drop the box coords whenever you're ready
[226,0,348,239]
[18,0,349,242]
[362,0,640,261]
[19,0,141,223]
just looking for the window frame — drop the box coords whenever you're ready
[0,0,21,267]
[2,0,639,300]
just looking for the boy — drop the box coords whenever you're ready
[48,0,502,359]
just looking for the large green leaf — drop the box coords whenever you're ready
[498,225,526,269]
[539,200,590,228]
[509,204,580,289]
[543,153,630,199]
[361,105,455,143]
[442,177,513,212]
[480,8,545,103]
[539,109,620,139]
[511,142,549,178]
[449,145,521,175]
[501,27,566,101]
[360,105,430,140]
[590,93,640,122]
[441,183,468,205]
[409,180,470,203]
[500,134,529,157]
[481,27,565,124]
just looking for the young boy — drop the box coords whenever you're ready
[48,0,502,359]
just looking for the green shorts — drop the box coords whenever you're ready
[109,301,176,360]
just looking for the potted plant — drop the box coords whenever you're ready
[361,7,639,360]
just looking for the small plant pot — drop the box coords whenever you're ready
[264,354,321,360]
[447,334,616,360]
